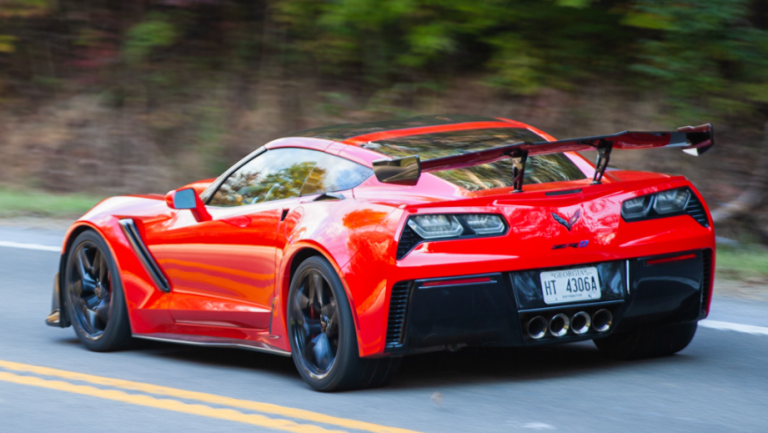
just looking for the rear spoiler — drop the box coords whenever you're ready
[371,123,713,191]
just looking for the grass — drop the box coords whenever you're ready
[716,246,768,281]
[0,187,104,218]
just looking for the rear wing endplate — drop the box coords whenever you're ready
[371,123,713,191]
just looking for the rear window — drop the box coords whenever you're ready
[361,128,586,191]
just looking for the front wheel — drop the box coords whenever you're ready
[287,256,399,392]
[594,322,697,360]
[64,230,132,352]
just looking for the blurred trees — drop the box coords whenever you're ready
[0,0,767,206]
[0,0,765,122]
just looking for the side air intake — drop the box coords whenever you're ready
[686,193,709,227]
[385,282,412,347]
[396,226,422,259]
[119,219,170,292]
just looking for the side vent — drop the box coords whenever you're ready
[386,281,412,347]
[396,225,422,259]
[119,219,171,292]
[686,193,709,227]
[701,249,713,313]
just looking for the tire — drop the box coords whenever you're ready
[64,230,132,352]
[287,256,399,392]
[594,322,697,360]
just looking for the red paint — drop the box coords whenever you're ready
[646,253,698,266]
[57,117,717,357]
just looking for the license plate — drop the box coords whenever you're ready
[540,267,601,305]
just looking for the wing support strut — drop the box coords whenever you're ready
[591,139,613,184]
[512,150,529,193]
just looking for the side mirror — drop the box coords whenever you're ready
[165,188,212,222]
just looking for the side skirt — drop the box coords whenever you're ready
[132,333,291,357]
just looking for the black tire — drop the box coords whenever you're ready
[287,256,399,392]
[594,322,697,360]
[64,230,132,352]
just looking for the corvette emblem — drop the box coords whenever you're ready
[551,209,582,231]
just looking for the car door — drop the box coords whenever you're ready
[144,148,320,329]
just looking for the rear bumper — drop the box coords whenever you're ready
[384,249,712,355]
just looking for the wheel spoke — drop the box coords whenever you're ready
[310,273,324,309]
[77,248,93,277]
[98,250,107,284]
[76,248,97,293]
[312,333,334,371]
[306,318,323,336]
[84,308,98,331]
[95,298,110,329]
[324,303,338,337]
[297,291,311,310]
[83,293,100,309]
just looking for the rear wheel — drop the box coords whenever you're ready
[64,230,132,352]
[287,256,399,392]
[594,322,697,360]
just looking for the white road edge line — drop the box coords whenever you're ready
[700,320,768,336]
[0,241,60,252]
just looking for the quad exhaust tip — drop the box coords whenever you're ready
[526,316,548,339]
[571,311,591,335]
[549,313,570,338]
[592,309,613,333]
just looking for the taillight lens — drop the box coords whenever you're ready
[653,188,690,214]
[621,187,693,222]
[406,214,507,240]
[463,214,506,235]
[407,215,464,239]
[621,196,652,219]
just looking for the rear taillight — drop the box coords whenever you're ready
[397,214,508,259]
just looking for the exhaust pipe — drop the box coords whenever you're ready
[592,309,613,333]
[549,313,570,337]
[571,311,591,335]
[526,316,548,339]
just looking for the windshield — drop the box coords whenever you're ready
[361,128,587,191]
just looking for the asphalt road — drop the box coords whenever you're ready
[1,225,768,433]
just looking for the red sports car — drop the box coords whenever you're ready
[46,115,715,391]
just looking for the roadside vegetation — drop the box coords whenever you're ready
[0,186,103,218]
[716,246,768,282]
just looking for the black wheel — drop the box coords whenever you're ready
[288,256,399,392]
[64,230,132,352]
[594,322,697,360]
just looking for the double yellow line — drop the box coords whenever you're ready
[0,360,421,433]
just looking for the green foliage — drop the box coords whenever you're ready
[0,0,766,123]
[275,0,768,117]
[625,0,768,120]
[124,15,178,64]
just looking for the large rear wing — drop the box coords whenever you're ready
[371,123,713,191]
